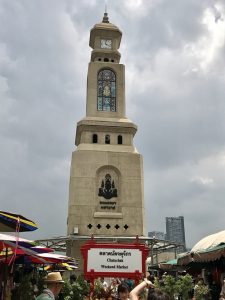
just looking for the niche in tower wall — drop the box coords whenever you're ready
[97,168,119,211]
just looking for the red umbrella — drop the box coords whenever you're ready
[0,246,54,264]
[0,234,53,266]
[0,234,35,299]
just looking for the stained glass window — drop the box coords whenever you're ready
[97,69,116,112]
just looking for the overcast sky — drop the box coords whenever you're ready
[0,0,225,248]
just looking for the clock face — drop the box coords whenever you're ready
[101,39,112,49]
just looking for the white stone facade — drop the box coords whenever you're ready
[67,14,145,271]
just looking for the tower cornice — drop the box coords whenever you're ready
[75,118,137,146]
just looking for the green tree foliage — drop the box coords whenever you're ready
[37,271,47,295]
[176,274,193,300]
[162,275,177,298]
[194,283,210,300]
[154,274,194,300]
[61,275,90,300]
[17,274,34,300]
[60,279,72,299]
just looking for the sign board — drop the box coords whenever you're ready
[81,239,149,281]
[87,248,142,273]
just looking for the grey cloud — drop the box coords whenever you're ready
[0,1,225,247]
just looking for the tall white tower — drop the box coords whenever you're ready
[67,13,145,270]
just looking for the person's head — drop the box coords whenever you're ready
[45,272,64,297]
[147,288,170,300]
[147,274,155,283]
[117,283,129,300]
[111,278,117,286]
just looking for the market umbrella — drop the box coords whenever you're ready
[15,252,76,265]
[11,246,55,264]
[0,234,36,299]
[44,262,78,271]
[30,246,54,253]
[1,245,54,257]
[178,230,225,266]
[0,211,38,232]
[0,233,37,266]
[191,230,225,252]
[0,233,35,251]
[30,253,75,264]
[0,240,71,264]
[158,258,185,271]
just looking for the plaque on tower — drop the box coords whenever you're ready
[98,174,118,199]
[97,168,119,211]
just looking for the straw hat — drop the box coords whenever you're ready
[45,272,64,283]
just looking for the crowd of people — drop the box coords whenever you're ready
[35,272,171,300]
[97,276,169,300]
[6,270,225,299]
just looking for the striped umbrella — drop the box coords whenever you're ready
[0,234,53,265]
[0,211,38,232]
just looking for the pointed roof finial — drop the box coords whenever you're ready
[102,0,109,23]
[102,12,109,23]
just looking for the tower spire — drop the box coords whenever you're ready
[102,1,109,23]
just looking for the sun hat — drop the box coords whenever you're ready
[45,272,64,283]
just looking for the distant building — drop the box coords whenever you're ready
[148,231,165,240]
[166,216,186,253]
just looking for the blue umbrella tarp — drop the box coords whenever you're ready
[0,211,38,232]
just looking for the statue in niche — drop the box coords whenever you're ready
[98,174,117,199]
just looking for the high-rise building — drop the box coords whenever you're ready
[67,13,145,271]
[166,216,186,252]
[148,231,165,240]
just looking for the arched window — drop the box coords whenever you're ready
[105,135,110,144]
[97,69,116,112]
[118,135,123,145]
[92,134,98,143]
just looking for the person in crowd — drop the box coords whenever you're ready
[129,278,169,300]
[147,275,155,284]
[124,278,134,292]
[36,272,64,300]
[116,282,130,300]
[110,278,119,298]
[100,277,109,291]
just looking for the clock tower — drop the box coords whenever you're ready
[67,13,145,270]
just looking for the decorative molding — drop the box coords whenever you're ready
[94,212,123,219]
